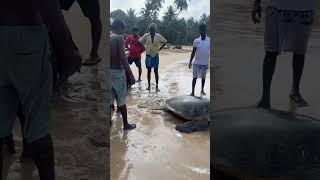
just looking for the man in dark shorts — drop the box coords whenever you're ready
[252,0,315,109]
[125,27,145,82]
[110,20,136,130]
[0,0,81,179]
[60,0,102,66]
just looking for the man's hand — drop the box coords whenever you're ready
[189,62,192,69]
[252,1,262,24]
[126,71,136,86]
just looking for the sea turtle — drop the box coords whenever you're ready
[161,95,210,133]
[213,107,320,179]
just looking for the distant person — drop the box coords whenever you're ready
[139,23,167,92]
[189,24,210,96]
[60,0,102,66]
[110,19,136,130]
[125,27,145,82]
[252,0,315,108]
[0,0,81,180]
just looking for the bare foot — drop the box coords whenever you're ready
[124,123,136,130]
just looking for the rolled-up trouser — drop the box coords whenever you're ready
[110,69,127,107]
[0,25,52,143]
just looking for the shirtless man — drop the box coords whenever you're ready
[252,0,315,108]
[0,0,81,179]
[110,20,136,130]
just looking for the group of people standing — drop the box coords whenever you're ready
[0,0,102,179]
[110,19,210,130]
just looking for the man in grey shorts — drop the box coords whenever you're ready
[189,24,210,96]
[252,0,315,108]
[110,20,136,130]
[0,0,81,179]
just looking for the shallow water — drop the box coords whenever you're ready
[110,61,210,180]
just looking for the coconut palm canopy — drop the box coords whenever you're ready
[110,0,210,45]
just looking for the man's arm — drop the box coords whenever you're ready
[139,34,146,44]
[118,36,135,84]
[159,34,167,51]
[189,47,197,69]
[124,37,130,50]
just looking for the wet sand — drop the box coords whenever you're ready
[213,0,320,179]
[111,49,210,180]
[4,2,108,180]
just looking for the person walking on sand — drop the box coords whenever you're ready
[0,0,82,179]
[110,19,136,130]
[60,0,102,66]
[139,23,167,92]
[125,27,145,82]
[252,0,315,109]
[189,24,210,96]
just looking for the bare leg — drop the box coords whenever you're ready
[147,68,151,90]
[154,68,159,91]
[138,66,142,81]
[30,135,55,180]
[118,105,136,130]
[201,78,206,95]
[191,78,197,96]
[89,16,102,58]
[290,53,308,106]
[257,51,278,109]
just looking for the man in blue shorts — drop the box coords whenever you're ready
[139,23,167,91]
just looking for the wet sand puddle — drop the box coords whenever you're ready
[5,65,108,180]
[111,61,210,180]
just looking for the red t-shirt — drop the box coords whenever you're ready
[125,35,145,58]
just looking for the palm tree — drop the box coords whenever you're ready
[174,0,191,12]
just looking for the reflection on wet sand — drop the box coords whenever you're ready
[213,0,320,179]
[111,50,210,180]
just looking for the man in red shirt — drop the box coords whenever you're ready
[125,28,145,82]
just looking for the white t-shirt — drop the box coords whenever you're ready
[193,36,210,65]
[270,0,315,11]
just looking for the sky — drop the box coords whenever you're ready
[110,0,210,20]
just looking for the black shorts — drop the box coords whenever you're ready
[77,0,100,18]
[128,57,142,68]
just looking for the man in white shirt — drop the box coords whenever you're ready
[189,24,210,96]
[252,0,315,108]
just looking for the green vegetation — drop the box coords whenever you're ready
[110,0,210,46]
